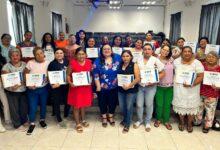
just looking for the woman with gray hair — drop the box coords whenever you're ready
[1,48,28,131]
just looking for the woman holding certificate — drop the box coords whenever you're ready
[134,43,165,132]
[118,50,140,133]
[93,44,121,127]
[194,51,220,133]
[24,47,49,135]
[85,37,99,63]
[67,47,92,133]
[154,45,174,130]
[112,36,123,55]
[1,49,28,131]
[172,46,204,133]
[48,48,69,128]
[17,31,37,63]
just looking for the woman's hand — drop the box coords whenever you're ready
[183,82,192,88]
[28,86,36,90]
[122,84,133,90]
[9,84,21,91]
[146,82,156,86]
[51,84,60,89]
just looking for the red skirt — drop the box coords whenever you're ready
[68,85,93,108]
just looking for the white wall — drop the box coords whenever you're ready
[164,0,220,42]
[0,0,9,37]
[0,0,73,45]
[70,5,165,33]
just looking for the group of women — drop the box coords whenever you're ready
[0,30,219,135]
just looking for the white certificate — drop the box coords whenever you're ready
[184,42,197,53]
[112,47,123,55]
[123,47,133,51]
[175,70,196,85]
[48,70,66,85]
[203,71,220,87]
[1,72,22,88]
[86,48,99,58]
[132,51,143,63]
[205,44,220,55]
[117,74,134,87]
[26,74,45,87]
[140,69,159,84]
[46,45,53,51]
[21,47,34,57]
[44,51,55,62]
[72,71,91,86]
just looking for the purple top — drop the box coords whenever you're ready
[158,58,174,87]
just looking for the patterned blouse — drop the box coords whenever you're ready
[93,54,121,90]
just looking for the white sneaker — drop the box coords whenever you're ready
[133,121,142,129]
[0,125,6,133]
[145,123,151,132]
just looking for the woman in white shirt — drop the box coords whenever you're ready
[133,43,165,132]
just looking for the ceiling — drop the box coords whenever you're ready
[71,0,167,6]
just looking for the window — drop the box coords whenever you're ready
[52,12,63,39]
[7,0,35,44]
[169,12,181,44]
[199,2,220,44]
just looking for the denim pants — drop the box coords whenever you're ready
[136,85,157,124]
[118,92,137,127]
[27,86,48,123]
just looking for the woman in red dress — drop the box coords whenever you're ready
[67,47,92,133]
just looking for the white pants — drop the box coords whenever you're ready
[0,80,11,123]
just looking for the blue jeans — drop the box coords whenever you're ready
[118,92,137,127]
[136,85,156,124]
[27,86,48,123]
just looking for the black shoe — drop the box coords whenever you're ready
[39,120,47,129]
[202,127,210,133]
[26,124,35,135]
[212,120,220,131]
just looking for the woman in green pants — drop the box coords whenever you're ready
[154,45,174,130]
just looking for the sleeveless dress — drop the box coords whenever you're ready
[68,59,93,108]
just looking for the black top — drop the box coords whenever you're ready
[123,43,135,48]
[118,62,138,93]
[48,59,69,71]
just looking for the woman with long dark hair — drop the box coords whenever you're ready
[93,44,121,127]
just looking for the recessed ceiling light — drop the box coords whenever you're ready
[147,1,151,4]
[142,1,147,5]
[151,1,156,4]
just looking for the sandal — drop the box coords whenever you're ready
[178,124,185,131]
[102,117,108,128]
[76,124,83,133]
[154,120,161,128]
[81,120,89,127]
[202,127,210,133]
[187,125,193,133]
[120,121,125,127]
[164,123,172,130]
[122,126,129,133]
[107,116,115,126]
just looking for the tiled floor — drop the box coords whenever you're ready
[0,111,220,150]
